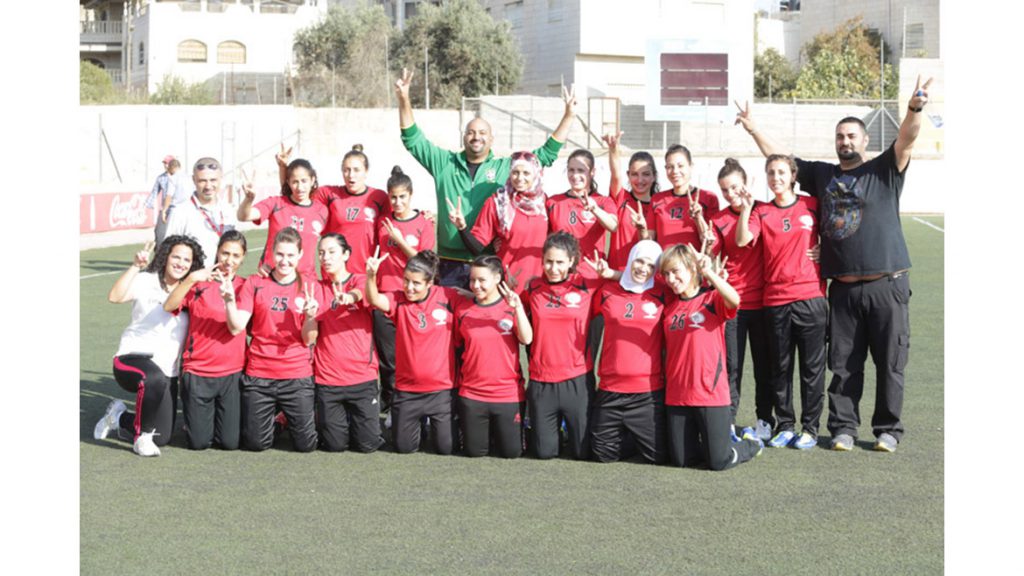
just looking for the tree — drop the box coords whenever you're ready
[392,0,523,108]
[80,61,118,104]
[291,2,394,107]
[792,17,898,100]
[150,74,214,105]
[754,48,797,100]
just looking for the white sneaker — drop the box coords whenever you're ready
[133,429,161,457]
[754,419,773,442]
[93,400,126,440]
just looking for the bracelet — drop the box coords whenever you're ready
[908,105,923,113]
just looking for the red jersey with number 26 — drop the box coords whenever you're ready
[177,276,246,378]
[663,288,736,407]
[312,274,378,387]
[253,196,328,278]
[236,275,313,379]
[593,282,666,393]
[314,185,389,273]
[524,274,599,383]
[751,196,825,306]
[384,286,458,393]
[454,295,525,403]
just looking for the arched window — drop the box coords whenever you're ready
[177,40,207,63]
[217,41,246,64]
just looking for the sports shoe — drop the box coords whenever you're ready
[133,429,161,457]
[93,400,126,440]
[740,427,764,457]
[768,429,796,448]
[730,425,741,443]
[831,433,854,451]
[874,433,898,453]
[793,431,817,450]
[754,419,773,442]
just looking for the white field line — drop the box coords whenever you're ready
[912,216,945,233]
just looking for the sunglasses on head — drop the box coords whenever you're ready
[194,162,220,171]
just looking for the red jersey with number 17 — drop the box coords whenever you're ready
[236,274,314,379]
[312,274,378,387]
[751,196,825,306]
[177,275,246,378]
[454,295,525,403]
[383,286,458,393]
[314,185,389,273]
[663,288,736,407]
[593,282,666,393]
[253,196,328,277]
[524,274,600,383]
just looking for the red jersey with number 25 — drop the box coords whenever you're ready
[663,288,736,407]
[253,196,328,278]
[177,275,246,378]
[236,274,313,379]
[454,295,525,403]
[384,286,458,394]
[312,274,378,387]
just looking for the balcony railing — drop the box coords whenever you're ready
[80,20,123,42]
[106,69,124,85]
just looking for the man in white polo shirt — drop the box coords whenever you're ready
[164,157,237,265]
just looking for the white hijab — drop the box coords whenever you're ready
[619,240,663,294]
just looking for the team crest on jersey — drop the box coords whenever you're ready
[689,310,706,328]
[294,296,306,312]
[485,169,497,183]
[580,210,596,223]
[431,308,449,325]
[311,220,323,235]
[363,207,377,222]
[497,318,514,335]
[564,292,582,308]
[642,302,659,319]
[799,215,814,231]
[406,235,420,247]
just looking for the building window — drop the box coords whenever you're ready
[177,40,208,63]
[548,0,563,22]
[905,23,925,53]
[217,41,246,64]
[506,1,524,29]
[138,42,145,66]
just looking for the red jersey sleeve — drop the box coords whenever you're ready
[470,196,499,247]
[252,197,276,226]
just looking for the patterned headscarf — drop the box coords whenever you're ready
[494,151,546,236]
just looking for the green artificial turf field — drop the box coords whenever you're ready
[79,215,944,574]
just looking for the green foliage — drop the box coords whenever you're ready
[80,61,119,104]
[754,48,797,100]
[392,0,523,108]
[291,2,395,107]
[793,17,899,100]
[149,74,214,105]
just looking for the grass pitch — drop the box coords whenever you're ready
[80,216,944,574]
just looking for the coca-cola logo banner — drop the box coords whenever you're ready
[81,192,155,234]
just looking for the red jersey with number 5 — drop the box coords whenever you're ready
[751,196,825,306]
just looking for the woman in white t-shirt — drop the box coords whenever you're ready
[93,235,205,457]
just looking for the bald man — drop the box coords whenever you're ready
[395,68,577,287]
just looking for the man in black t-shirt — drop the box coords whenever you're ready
[735,77,934,453]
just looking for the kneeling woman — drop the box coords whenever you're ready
[660,244,763,470]
[94,235,205,457]
[455,255,533,458]
[224,227,319,452]
[365,249,459,455]
[302,233,381,453]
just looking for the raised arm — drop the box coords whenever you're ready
[734,100,787,158]
[364,247,391,313]
[275,143,292,188]
[693,246,739,310]
[221,275,251,336]
[894,76,933,172]
[734,187,756,247]
[602,131,624,201]
[550,84,578,144]
[108,242,154,303]
[395,68,416,130]
[236,170,259,222]
[164,267,212,313]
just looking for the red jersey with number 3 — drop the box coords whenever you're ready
[608,188,655,270]
[593,282,666,393]
[253,196,328,278]
[237,274,314,379]
[384,286,457,393]
[312,274,378,386]
[751,196,825,306]
[663,288,736,407]
[375,212,436,292]
[710,204,766,310]
[177,276,247,377]
[314,185,389,273]
[650,189,721,249]
[546,192,617,280]
[524,274,599,383]
[454,295,525,403]
[471,194,549,290]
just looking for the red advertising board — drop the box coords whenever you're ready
[80,192,155,234]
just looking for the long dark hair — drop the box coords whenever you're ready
[148,235,205,290]
[543,231,580,274]
[567,149,598,195]
[281,158,318,199]
[405,250,440,284]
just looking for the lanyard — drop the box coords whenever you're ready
[192,196,224,237]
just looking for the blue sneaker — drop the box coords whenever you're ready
[741,428,764,457]
[768,429,796,448]
[754,419,773,442]
[730,425,741,443]
[793,432,817,450]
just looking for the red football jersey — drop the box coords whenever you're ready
[237,274,314,379]
[253,196,328,278]
[454,295,525,403]
[471,194,548,290]
[607,189,655,271]
[662,288,737,407]
[710,205,766,310]
[384,286,458,393]
[751,196,826,306]
[177,276,246,378]
[375,212,436,293]
[546,192,617,280]
[650,188,721,249]
[312,274,378,387]
[593,282,666,393]
[314,185,390,274]
[524,274,600,383]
